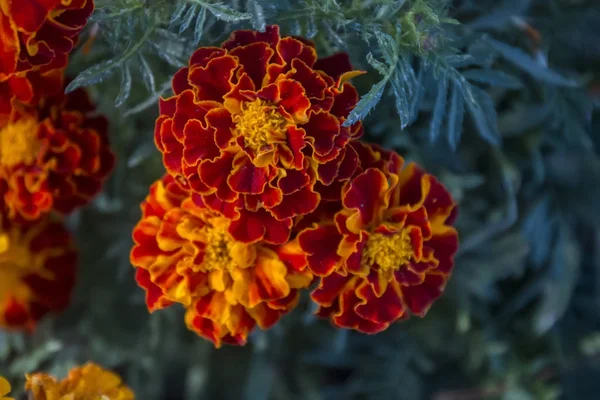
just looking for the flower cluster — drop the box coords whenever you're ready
[24,362,135,399]
[134,25,459,347]
[0,0,111,332]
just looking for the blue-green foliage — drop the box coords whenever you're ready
[2,0,599,399]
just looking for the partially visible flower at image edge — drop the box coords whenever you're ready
[0,210,77,331]
[155,24,364,246]
[298,142,459,333]
[131,175,313,347]
[0,376,13,400]
[25,362,134,400]
[0,83,115,222]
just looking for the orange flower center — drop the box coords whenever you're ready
[361,230,412,272]
[0,118,40,167]
[232,99,287,152]
[202,222,237,272]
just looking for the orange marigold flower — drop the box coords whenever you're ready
[0,212,76,331]
[25,362,134,400]
[298,142,459,333]
[131,175,313,347]
[155,25,364,245]
[0,376,13,400]
[0,0,93,79]
[0,83,115,222]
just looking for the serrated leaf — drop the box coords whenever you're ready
[390,69,410,130]
[366,52,389,76]
[248,0,266,32]
[463,68,523,89]
[466,86,501,145]
[429,78,448,142]
[343,78,388,127]
[201,1,252,22]
[446,81,465,150]
[179,4,198,34]
[65,58,121,93]
[193,6,207,45]
[374,30,398,66]
[169,3,188,29]
[115,64,132,107]
[138,54,156,94]
[485,38,578,87]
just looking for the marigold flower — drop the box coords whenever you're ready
[25,362,134,400]
[0,0,93,79]
[0,376,12,400]
[0,213,76,331]
[298,142,459,333]
[131,175,313,347]
[155,25,364,245]
[0,83,114,222]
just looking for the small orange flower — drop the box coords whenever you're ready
[0,211,76,331]
[298,142,459,333]
[131,175,313,347]
[0,376,13,400]
[155,25,364,246]
[0,82,115,222]
[25,362,134,400]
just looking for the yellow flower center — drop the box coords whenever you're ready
[361,230,412,272]
[202,222,237,272]
[232,99,288,152]
[0,230,36,303]
[0,118,40,167]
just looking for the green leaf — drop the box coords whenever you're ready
[466,86,501,145]
[199,1,252,22]
[193,6,207,45]
[485,38,578,87]
[374,30,398,66]
[138,54,156,94]
[366,52,389,76]
[248,0,266,32]
[429,77,448,142]
[446,81,465,150]
[463,69,523,89]
[343,78,388,127]
[179,4,198,34]
[114,64,132,107]
[65,58,121,93]
[408,60,424,124]
[390,69,410,130]
[169,3,189,29]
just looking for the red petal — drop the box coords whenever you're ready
[269,186,319,220]
[343,168,387,228]
[229,42,274,89]
[277,79,310,122]
[311,272,352,306]
[303,111,340,158]
[188,55,238,101]
[355,280,405,324]
[222,25,281,50]
[287,58,327,100]
[314,52,353,81]
[276,37,317,67]
[298,224,341,276]
[228,155,271,194]
[401,274,447,316]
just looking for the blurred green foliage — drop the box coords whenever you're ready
[1,0,599,399]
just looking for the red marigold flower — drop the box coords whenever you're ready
[298,142,459,333]
[131,175,313,348]
[155,25,364,245]
[25,362,134,400]
[0,83,115,222]
[0,213,76,331]
[0,0,94,79]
